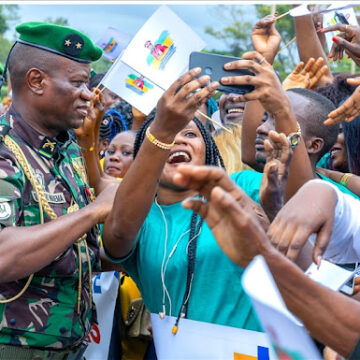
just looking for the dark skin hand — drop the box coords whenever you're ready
[319,24,360,66]
[222,51,313,201]
[282,57,329,91]
[259,130,292,222]
[241,16,281,171]
[102,68,219,259]
[325,77,360,125]
[268,181,337,264]
[0,181,118,283]
[174,165,360,357]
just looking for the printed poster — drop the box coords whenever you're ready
[242,256,322,360]
[102,59,164,115]
[151,313,277,359]
[121,5,206,90]
[96,26,132,60]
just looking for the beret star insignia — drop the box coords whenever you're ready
[63,33,84,56]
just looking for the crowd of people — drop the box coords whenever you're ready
[2,7,360,360]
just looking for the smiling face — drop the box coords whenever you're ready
[159,121,206,189]
[219,93,245,126]
[104,131,136,178]
[330,126,348,172]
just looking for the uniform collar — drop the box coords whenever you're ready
[6,105,71,159]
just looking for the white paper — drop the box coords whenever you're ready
[290,4,355,18]
[121,5,206,90]
[242,256,322,360]
[96,26,132,60]
[151,313,276,359]
[84,271,119,360]
[305,259,356,291]
[102,59,164,115]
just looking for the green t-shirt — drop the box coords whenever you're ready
[117,199,261,331]
[231,169,359,202]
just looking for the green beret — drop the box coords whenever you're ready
[15,22,102,63]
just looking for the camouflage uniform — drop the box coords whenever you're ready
[0,106,100,350]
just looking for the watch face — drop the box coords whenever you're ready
[289,133,301,148]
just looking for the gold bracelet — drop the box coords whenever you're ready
[146,127,175,150]
[340,173,354,187]
[80,145,95,152]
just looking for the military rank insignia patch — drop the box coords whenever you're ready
[63,33,84,56]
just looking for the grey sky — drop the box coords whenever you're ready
[9,3,255,51]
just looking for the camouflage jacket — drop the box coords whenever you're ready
[0,106,100,349]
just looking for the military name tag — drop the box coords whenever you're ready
[0,201,11,220]
[32,191,66,204]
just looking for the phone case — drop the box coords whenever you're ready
[189,51,254,95]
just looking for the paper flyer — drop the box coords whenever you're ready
[102,59,164,115]
[151,313,276,359]
[121,5,206,90]
[96,26,132,60]
[242,256,322,360]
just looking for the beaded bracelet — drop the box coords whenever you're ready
[146,127,175,150]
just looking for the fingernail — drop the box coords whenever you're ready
[317,28,324,33]
[221,77,230,84]
[332,36,339,43]
[224,63,231,70]
[211,82,220,89]
[317,256,322,269]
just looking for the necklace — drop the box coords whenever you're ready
[155,197,203,334]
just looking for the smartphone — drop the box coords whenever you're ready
[189,51,254,95]
[339,262,358,295]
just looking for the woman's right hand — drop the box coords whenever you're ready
[150,68,219,141]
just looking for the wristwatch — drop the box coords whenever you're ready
[287,122,301,149]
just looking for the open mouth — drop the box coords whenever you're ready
[227,107,244,115]
[167,150,191,165]
[330,147,341,159]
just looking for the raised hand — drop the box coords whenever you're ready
[325,77,360,125]
[74,88,104,150]
[259,130,292,221]
[150,68,219,140]
[251,15,281,64]
[221,51,288,115]
[319,24,360,66]
[282,57,329,91]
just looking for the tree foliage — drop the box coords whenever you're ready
[205,5,296,79]
[44,17,69,26]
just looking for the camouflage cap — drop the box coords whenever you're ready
[15,22,102,63]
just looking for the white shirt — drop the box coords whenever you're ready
[308,180,360,263]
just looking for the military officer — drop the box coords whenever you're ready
[0,22,116,359]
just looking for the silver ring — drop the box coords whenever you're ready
[259,56,266,64]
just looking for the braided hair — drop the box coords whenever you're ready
[99,109,128,143]
[134,115,224,168]
[134,113,224,326]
